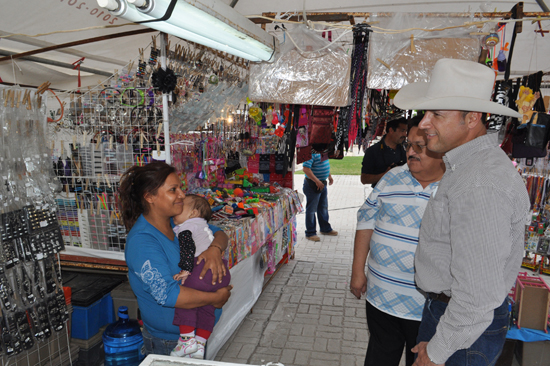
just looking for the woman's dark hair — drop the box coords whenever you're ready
[118,161,176,231]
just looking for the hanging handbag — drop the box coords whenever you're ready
[296,146,312,165]
[525,113,550,149]
[309,106,335,145]
[512,121,547,159]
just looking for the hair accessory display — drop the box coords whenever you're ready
[152,67,178,93]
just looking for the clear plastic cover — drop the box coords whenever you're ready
[0,87,59,212]
[367,13,481,90]
[249,25,351,107]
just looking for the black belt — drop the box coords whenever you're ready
[305,177,327,187]
[428,292,451,304]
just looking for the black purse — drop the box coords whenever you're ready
[525,113,550,149]
[512,126,547,158]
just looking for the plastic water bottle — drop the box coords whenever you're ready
[103,306,144,366]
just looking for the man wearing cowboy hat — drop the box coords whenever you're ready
[394,58,530,366]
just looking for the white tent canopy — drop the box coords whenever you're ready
[1,0,549,90]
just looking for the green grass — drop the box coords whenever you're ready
[295,156,362,175]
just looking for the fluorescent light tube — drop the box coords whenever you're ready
[97,0,263,61]
[129,0,275,61]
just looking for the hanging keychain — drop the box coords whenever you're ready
[56,288,70,323]
[0,266,16,311]
[20,265,35,305]
[12,268,26,306]
[27,306,45,341]
[33,260,46,299]
[15,310,34,350]
[1,313,22,356]
[44,258,57,294]
[36,301,52,339]
[47,293,64,332]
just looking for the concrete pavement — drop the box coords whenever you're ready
[215,175,375,366]
[215,174,520,366]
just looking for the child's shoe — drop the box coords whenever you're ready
[170,336,198,357]
[191,340,205,359]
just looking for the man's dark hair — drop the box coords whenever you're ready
[311,143,328,152]
[386,117,408,133]
[407,113,425,133]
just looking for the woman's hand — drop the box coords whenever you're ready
[196,231,229,284]
[212,285,233,308]
[176,285,232,309]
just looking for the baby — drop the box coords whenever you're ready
[170,194,231,359]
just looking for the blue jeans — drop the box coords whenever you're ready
[142,326,178,356]
[417,298,509,366]
[303,179,332,237]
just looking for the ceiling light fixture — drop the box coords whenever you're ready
[97,0,277,62]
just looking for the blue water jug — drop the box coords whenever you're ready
[103,306,145,366]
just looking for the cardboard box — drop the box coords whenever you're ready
[516,276,550,331]
[496,339,517,366]
[515,341,550,366]
[111,281,139,320]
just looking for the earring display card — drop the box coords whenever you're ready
[0,212,69,361]
[50,85,164,252]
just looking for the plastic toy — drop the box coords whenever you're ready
[515,86,540,125]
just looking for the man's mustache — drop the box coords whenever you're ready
[408,156,420,161]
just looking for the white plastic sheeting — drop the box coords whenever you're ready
[1,1,549,90]
[248,25,351,106]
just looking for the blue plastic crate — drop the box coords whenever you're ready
[72,293,115,340]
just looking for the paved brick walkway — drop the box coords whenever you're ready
[215,174,520,366]
[216,175,378,366]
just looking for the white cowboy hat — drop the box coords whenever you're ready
[393,58,522,118]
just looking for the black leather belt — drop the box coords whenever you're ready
[428,292,451,304]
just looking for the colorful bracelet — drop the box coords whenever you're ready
[120,87,145,107]
[99,87,121,104]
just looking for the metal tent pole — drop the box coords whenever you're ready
[159,32,171,164]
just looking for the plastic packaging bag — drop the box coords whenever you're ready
[249,25,351,107]
[367,13,480,90]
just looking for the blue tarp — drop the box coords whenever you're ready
[507,325,550,342]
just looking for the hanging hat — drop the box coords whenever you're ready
[393,58,521,118]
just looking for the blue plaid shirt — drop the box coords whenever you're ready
[357,164,439,320]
